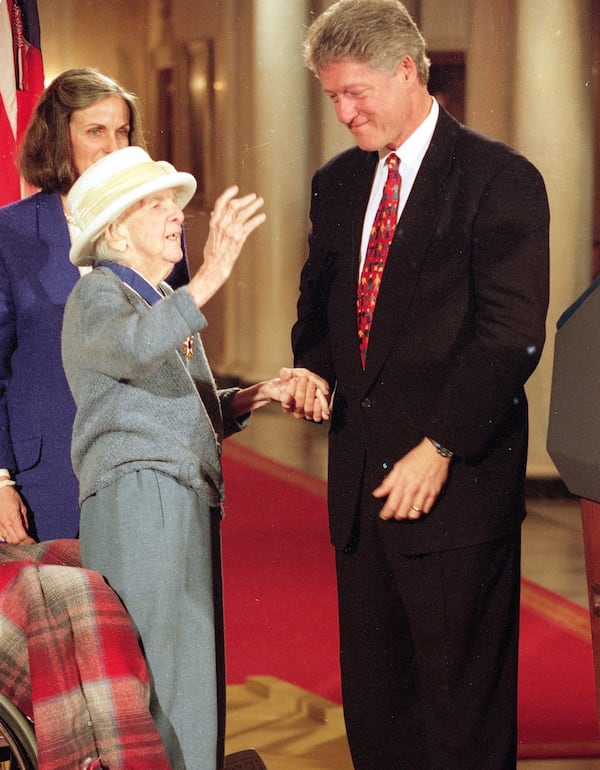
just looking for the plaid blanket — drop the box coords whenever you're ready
[0,540,171,769]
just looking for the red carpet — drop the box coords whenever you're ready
[220,442,600,759]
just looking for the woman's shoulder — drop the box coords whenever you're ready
[69,266,123,302]
[70,267,155,313]
[0,191,61,229]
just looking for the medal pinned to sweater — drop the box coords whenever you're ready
[183,336,194,359]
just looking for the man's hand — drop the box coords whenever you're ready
[279,367,331,422]
[374,438,451,520]
[0,486,35,543]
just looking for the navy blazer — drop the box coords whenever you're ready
[0,191,189,540]
[293,108,550,554]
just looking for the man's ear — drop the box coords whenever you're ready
[105,221,128,253]
[396,55,417,83]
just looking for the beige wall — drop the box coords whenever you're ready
[38,0,149,105]
[35,0,597,479]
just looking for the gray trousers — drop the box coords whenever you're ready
[80,469,223,770]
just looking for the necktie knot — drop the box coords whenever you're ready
[386,153,399,172]
[379,153,400,214]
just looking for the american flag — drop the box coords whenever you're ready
[0,0,44,205]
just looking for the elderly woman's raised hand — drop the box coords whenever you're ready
[187,186,266,308]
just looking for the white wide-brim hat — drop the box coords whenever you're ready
[67,146,197,266]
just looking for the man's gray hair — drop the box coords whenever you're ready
[304,0,430,84]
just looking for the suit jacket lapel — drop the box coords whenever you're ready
[328,151,378,380]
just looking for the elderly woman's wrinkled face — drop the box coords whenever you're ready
[69,95,131,176]
[115,190,185,284]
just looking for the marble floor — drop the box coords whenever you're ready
[224,408,599,770]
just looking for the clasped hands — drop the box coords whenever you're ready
[277,367,331,422]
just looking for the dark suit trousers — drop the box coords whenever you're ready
[335,504,521,770]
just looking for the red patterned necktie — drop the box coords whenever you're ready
[357,153,401,368]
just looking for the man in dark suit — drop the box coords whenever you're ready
[291,1,550,768]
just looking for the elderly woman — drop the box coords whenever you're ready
[61,146,329,770]
[0,67,188,544]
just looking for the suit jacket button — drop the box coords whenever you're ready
[361,397,372,408]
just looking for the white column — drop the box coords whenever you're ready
[466,0,515,144]
[513,0,594,477]
[215,0,311,382]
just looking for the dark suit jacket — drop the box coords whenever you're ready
[293,108,550,555]
[0,191,189,541]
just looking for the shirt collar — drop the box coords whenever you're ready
[378,95,439,165]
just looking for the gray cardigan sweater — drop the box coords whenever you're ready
[61,267,246,506]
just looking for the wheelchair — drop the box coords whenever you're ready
[0,693,37,769]
[0,695,266,770]
[0,538,267,770]
[0,695,267,770]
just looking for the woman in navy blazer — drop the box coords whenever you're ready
[0,68,189,543]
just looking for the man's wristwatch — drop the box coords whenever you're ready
[428,438,454,458]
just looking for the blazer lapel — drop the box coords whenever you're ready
[36,192,81,304]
